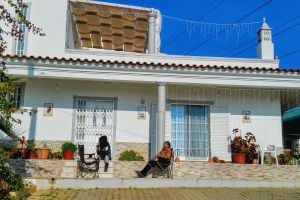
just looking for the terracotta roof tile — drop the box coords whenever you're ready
[2,54,300,74]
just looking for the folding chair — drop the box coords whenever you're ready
[152,148,174,179]
[76,144,100,178]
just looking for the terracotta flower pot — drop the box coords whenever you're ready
[63,150,75,160]
[36,148,50,159]
[9,147,27,159]
[27,151,35,159]
[252,158,259,164]
[233,153,246,164]
[175,156,181,162]
[19,148,27,158]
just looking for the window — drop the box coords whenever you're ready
[171,105,209,160]
[13,86,22,108]
[16,6,28,55]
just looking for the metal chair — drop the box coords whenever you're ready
[260,145,279,165]
[76,144,100,178]
[152,148,174,179]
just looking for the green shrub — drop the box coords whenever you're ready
[61,142,77,152]
[0,148,11,161]
[119,150,144,161]
[0,156,24,200]
[49,151,63,159]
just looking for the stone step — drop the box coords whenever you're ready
[62,167,76,173]
[98,161,113,178]
[98,172,113,178]
[98,168,113,173]
[99,162,113,167]
[61,161,77,178]
[64,160,77,167]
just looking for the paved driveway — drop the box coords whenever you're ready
[28,188,300,200]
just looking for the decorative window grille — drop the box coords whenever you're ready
[74,98,114,154]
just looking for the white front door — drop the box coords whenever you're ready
[74,98,114,154]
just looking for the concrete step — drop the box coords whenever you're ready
[99,168,113,173]
[99,162,113,167]
[99,171,113,178]
[98,162,113,178]
[61,160,77,178]
[32,178,300,191]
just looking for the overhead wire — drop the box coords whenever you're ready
[230,21,300,56]
[221,14,300,57]
[161,0,225,51]
[183,0,273,55]
[281,50,300,59]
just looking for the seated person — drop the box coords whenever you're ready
[97,135,111,172]
[135,141,171,178]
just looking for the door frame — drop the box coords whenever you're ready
[72,95,118,157]
[168,100,214,161]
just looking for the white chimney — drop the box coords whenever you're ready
[256,18,274,60]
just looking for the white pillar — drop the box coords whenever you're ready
[147,10,157,54]
[157,82,166,152]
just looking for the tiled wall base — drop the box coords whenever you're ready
[8,160,300,181]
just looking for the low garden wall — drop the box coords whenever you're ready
[7,159,65,178]
[114,161,300,181]
[8,159,300,181]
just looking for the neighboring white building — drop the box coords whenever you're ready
[1,0,300,161]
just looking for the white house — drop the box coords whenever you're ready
[1,0,300,161]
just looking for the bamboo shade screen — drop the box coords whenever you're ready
[70,2,149,53]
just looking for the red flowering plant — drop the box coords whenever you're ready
[230,129,247,153]
[245,132,259,163]
[19,136,27,148]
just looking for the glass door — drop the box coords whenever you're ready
[171,105,209,160]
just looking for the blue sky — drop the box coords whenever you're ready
[97,0,300,69]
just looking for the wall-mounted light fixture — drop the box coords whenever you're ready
[55,82,62,91]
[137,97,146,120]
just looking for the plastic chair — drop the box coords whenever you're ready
[260,145,278,165]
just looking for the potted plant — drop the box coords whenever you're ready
[49,151,63,159]
[61,142,77,160]
[6,138,20,159]
[244,132,259,164]
[36,142,50,159]
[278,152,292,165]
[230,128,247,164]
[26,140,36,159]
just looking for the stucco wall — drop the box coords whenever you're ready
[11,78,156,145]
[5,80,283,161]
[166,85,283,148]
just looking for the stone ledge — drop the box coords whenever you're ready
[28,178,300,191]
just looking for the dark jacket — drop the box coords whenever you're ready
[97,143,112,160]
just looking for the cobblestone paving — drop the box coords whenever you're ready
[28,188,300,200]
